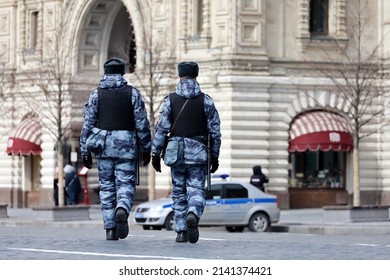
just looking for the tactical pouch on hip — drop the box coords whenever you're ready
[163,138,184,167]
[86,127,107,154]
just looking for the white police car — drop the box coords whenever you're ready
[133,177,280,232]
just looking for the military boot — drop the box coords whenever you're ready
[115,207,129,239]
[106,228,118,240]
[175,231,188,242]
[186,212,199,244]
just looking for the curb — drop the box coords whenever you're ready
[0,219,103,229]
[270,223,390,234]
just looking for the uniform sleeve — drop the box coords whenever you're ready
[204,94,221,158]
[132,87,152,152]
[80,90,98,155]
[152,95,172,155]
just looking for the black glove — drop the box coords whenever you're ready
[82,153,93,169]
[210,157,219,173]
[152,154,161,172]
[143,151,151,166]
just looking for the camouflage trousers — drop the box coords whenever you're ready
[171,164,207,233]
[97,158,136,229]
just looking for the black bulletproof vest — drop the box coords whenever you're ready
[170,92,207,137]
[97,85,135,131]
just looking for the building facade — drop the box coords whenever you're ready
[1,0,389,209]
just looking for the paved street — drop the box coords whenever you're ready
[1,206,390,260]
[1,225,390,260]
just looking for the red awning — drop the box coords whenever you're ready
[6,117,42,156]
[289,111,353,152]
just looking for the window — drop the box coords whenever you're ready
[184,0,211,49]
[289,150,345,188]
[195,0,203,36]
[310,0,328,35]
[205,184,222,200]
[297,0,347,50]
[188,0,203,39]
[30,11,39,49]
[222,184,248,199]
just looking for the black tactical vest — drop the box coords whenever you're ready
[170,92,207,137]
[97,85,135,131]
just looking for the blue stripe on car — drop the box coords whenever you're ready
[252,198,277,203]
[205,198,276,206]
[161,198,276,208]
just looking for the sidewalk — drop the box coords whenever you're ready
[1,205,390,234]
[271,208,390,234]
[0,204,103,229]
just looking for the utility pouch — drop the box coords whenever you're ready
[86,127,107,153]
[163,138,184,167]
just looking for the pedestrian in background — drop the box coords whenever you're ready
[53,170,62,206]
[80,57,151,241]
[63,163,82,205]
[151,61,221,244]
[250,165,269,192]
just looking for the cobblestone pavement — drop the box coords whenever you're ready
[1,206,390,260]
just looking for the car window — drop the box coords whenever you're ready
[206,184,222,200]
[222,184,248,199]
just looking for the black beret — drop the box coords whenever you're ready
[178,61,199,78]
[104,57,125,75]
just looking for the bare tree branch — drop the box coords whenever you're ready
[18,1,76,206]
[299,0,389,206]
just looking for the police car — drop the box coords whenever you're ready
[133,176,280,232]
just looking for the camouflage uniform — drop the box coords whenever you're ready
[152,79,221,233]
[80,74,151,230]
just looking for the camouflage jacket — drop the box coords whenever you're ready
[80,74,151,159]
[152,79,221,164]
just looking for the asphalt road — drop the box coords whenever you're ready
[1,224,390,260]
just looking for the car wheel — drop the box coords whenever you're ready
[164,212,175,231]
[248,212,270,232]
[225,226,245,233]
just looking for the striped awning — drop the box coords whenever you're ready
[289,111,353,152]
[6,116,42,156]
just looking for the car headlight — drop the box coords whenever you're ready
[148,206,164,214]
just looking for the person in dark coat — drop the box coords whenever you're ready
[53,169,66,206]
[250,165,269,192]
[53,178,60,206]
[64,164,82,205]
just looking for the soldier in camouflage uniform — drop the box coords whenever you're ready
[80,58,151,241]
[152,61,221,243]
